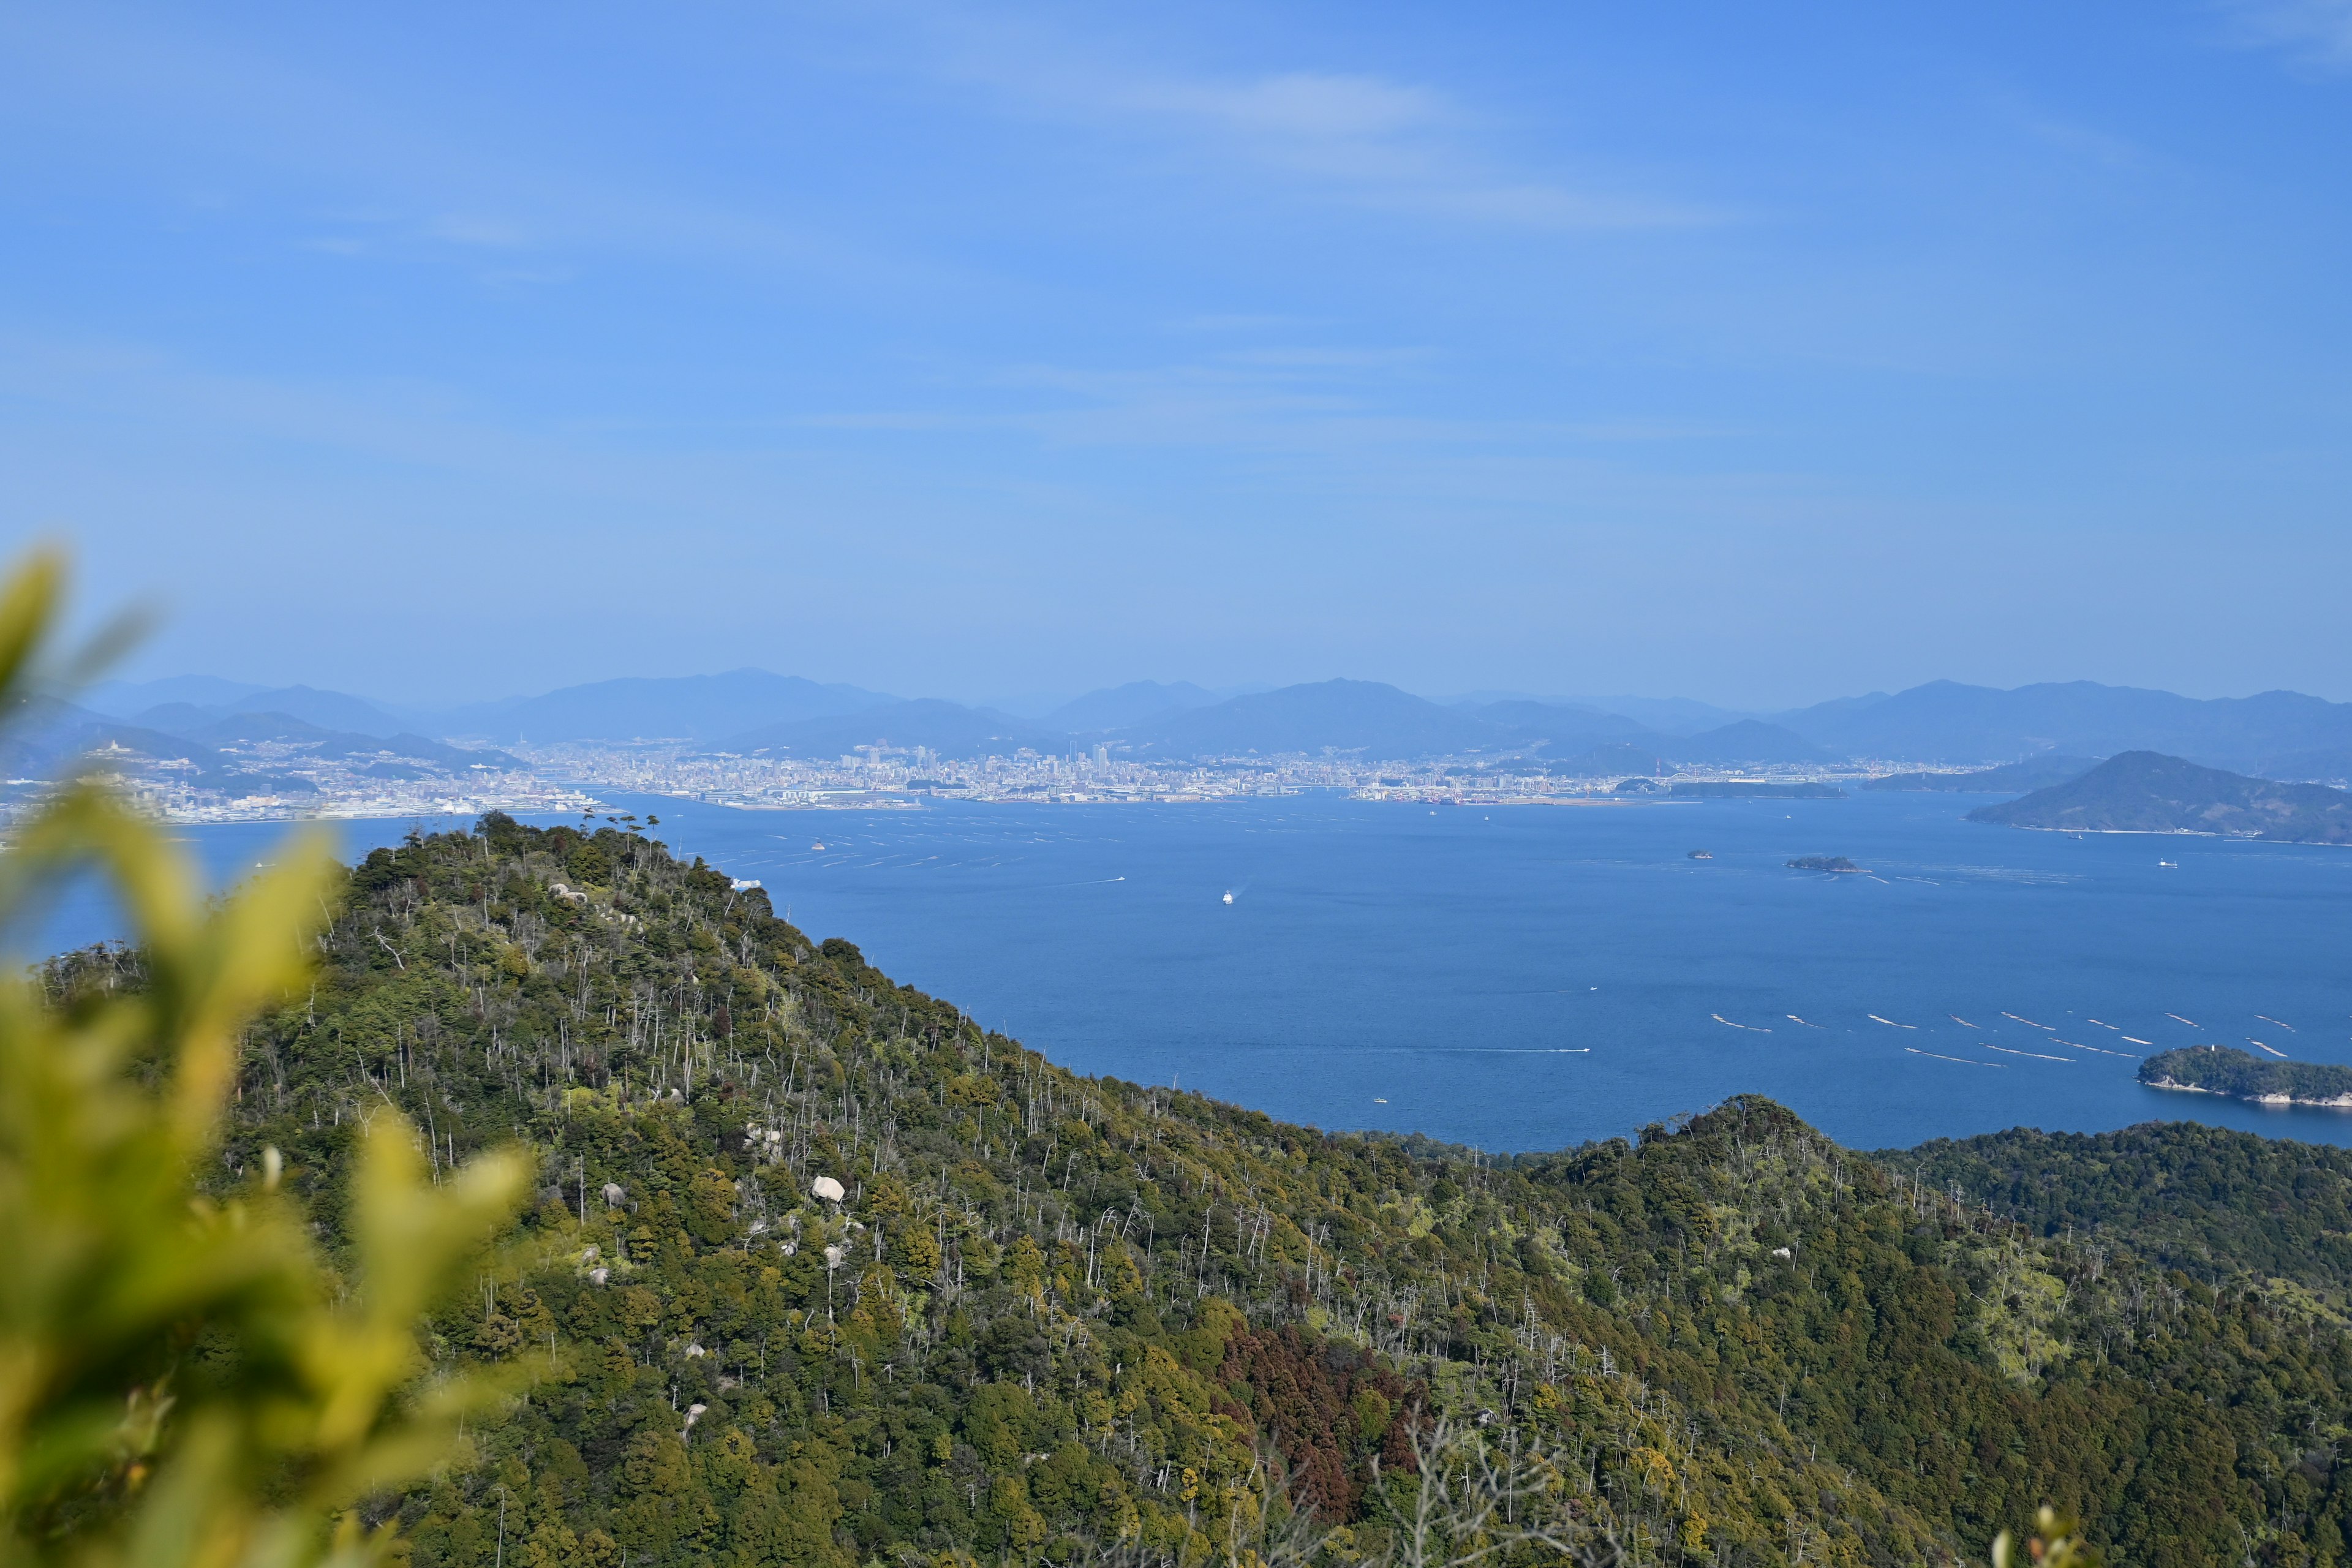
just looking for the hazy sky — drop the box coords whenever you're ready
[6,2,2352,707]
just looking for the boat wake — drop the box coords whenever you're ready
[2054,1038,2139,1058]
[1907,1046,2002,1068]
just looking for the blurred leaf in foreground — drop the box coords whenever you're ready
[0,548,532,1568]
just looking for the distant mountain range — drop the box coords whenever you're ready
[1777,679,2352,774]
[86,680,415,738]
[1041,680,1218,733]
[1662,718,1832,766]
[2,699,522,799]
[1967,752,2352,844]
[61,670,2352,775]
[442,669,894,744]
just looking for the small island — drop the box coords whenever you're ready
[1787,855,1864,872]
[2140,1046,2352,1108]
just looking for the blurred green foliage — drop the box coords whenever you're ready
[1994,1506,2099,1568]
[0,552,532,1568]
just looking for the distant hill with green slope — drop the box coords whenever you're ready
[1968,750,2352,843]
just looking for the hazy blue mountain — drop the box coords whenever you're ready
[725,699,1071,761]
[1474,704,1835,767]
[443,669,893,743]
[1120,679,1507,760]
[1663,719,1836,765]
[1777,691,1891,722]
[231,685,409,735]
[127,701,235,735]
[1545,694,1755,735]
[5,702,524,799]
[129,685,410,737]
[1780,679,2352,767]
[2244,748,2352,785]
[182,712,522,772]
[968,690,1084,720]
[1468,700,1657,748]
[0,698,331,798]
[3,699,210,774]
[1045,680,1218,733]
[80,674,268,717]
[1536,739,1681,777]
[1861,755,2103,793]
[1967,751,2352,844]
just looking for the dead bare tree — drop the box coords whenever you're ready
[1374,1419,1629,1568]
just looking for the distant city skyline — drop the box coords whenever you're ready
[9,4,2352,705]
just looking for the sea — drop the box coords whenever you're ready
[28,791,2352,1155]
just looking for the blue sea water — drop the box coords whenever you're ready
[28,793,2352,1154]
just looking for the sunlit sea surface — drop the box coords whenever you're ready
[34,791,2352,1153]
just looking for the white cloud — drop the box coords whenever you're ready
[2220,0,2352,68]
[1131,66,1719,228]
[913,17,1721,233]
[426,213,533,249]
[1140,70,1441,141]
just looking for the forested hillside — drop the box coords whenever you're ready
[1889,1121,2352,1301]
[62,814,2352,1567]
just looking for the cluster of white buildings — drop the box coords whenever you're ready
[512,741,1890,811]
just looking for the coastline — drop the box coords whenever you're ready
[2145,1074,2352,1110]
[1991,823,2352,848]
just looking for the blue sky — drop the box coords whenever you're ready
[6,1,2351,707]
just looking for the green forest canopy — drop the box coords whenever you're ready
[45,809,2352,1567]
